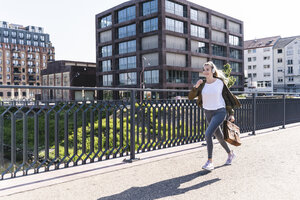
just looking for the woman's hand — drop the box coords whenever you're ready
[194,79,203,88]
[228,115,235,122]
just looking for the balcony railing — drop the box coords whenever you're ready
[0,85,300,180]
[166,77,188,84]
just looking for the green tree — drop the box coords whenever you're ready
[223,63,236,88]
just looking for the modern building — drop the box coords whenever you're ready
[244,36,280,93]
[0,21,55,100]
[41,60,96,101]
[95,0,244,99]
[273,36,300,93]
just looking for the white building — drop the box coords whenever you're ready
[244,36,280,93]
[273,36,300,93]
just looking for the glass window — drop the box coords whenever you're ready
[128,56,136,69]
[288,66,293,74]
[100,15,112,28]
[119,56,136,70]
[191,24,206,38]
[229,62,241,72]
[212,59,225,69]
[119,72,137,85]
[143,18,158,33]
[119,42,127,54]
[190,9,198,21]
[229,48,242,59]
[4,31,8,37]
[102,60,111,72]
[229,35,241,46]
[118,40,136,54]
[118,24,136,39]
[165,0,175,14]
[143,0,158,16]
[103,75,113,86]
[101,45,112,57]
[118,6,136,23]
[144,70,159,84]
[212,44,226,57]
[127,40,136,53]
[166,18,184,33]
[165,0,184,17]
[166,70,188,83]
[174,3,183,17]
[197,42,208,54]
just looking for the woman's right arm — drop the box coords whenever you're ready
[188,79,203,100]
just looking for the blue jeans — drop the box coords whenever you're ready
[204,108,231,159]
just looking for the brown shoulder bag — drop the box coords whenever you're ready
[223,120,241,146]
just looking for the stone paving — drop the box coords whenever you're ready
[0,124,300,200]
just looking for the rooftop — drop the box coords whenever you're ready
[48,60,96,68]
[0,21,45,33]
[244,36,281,49]
[273,35,300,49]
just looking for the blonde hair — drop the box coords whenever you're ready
[203,61,229,85]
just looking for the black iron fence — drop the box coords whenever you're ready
[1,85,300,180]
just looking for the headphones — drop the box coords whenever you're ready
[211,66,216,73]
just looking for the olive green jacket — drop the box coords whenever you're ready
[188,78,241,115]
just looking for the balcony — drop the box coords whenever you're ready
[28,78,36,82]
[13,77,21,82]
[166,77,188,84]
[12,48,20,52]
[13,70,21,74]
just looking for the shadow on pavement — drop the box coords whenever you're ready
[98,170,220,200]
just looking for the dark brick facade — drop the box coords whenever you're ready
[96,0,244,99]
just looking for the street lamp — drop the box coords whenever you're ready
[282,69,286,93]
[140,56,150,102]
[71,72,80,83]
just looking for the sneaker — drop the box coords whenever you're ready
[225,151,235,165]
[202,160,214,171]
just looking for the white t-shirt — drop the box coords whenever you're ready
[201,79,226,110]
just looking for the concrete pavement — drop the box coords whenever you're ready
[1,124,300,200]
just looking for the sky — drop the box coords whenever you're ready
[1,0,299,63]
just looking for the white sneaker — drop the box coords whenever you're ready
[225,151,235,165]
[202,161,214,171]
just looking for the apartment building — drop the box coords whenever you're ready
[96,0,244,99]
[273,36,300,93]
[0,21,55,100]
[41,60,96,101]
[244,36,280,93]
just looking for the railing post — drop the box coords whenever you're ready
[124,90,140,163]
[0,116,4,170]
[283,94,286,129]
[251,93,257,135]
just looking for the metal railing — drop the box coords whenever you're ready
[1,85,300,180]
